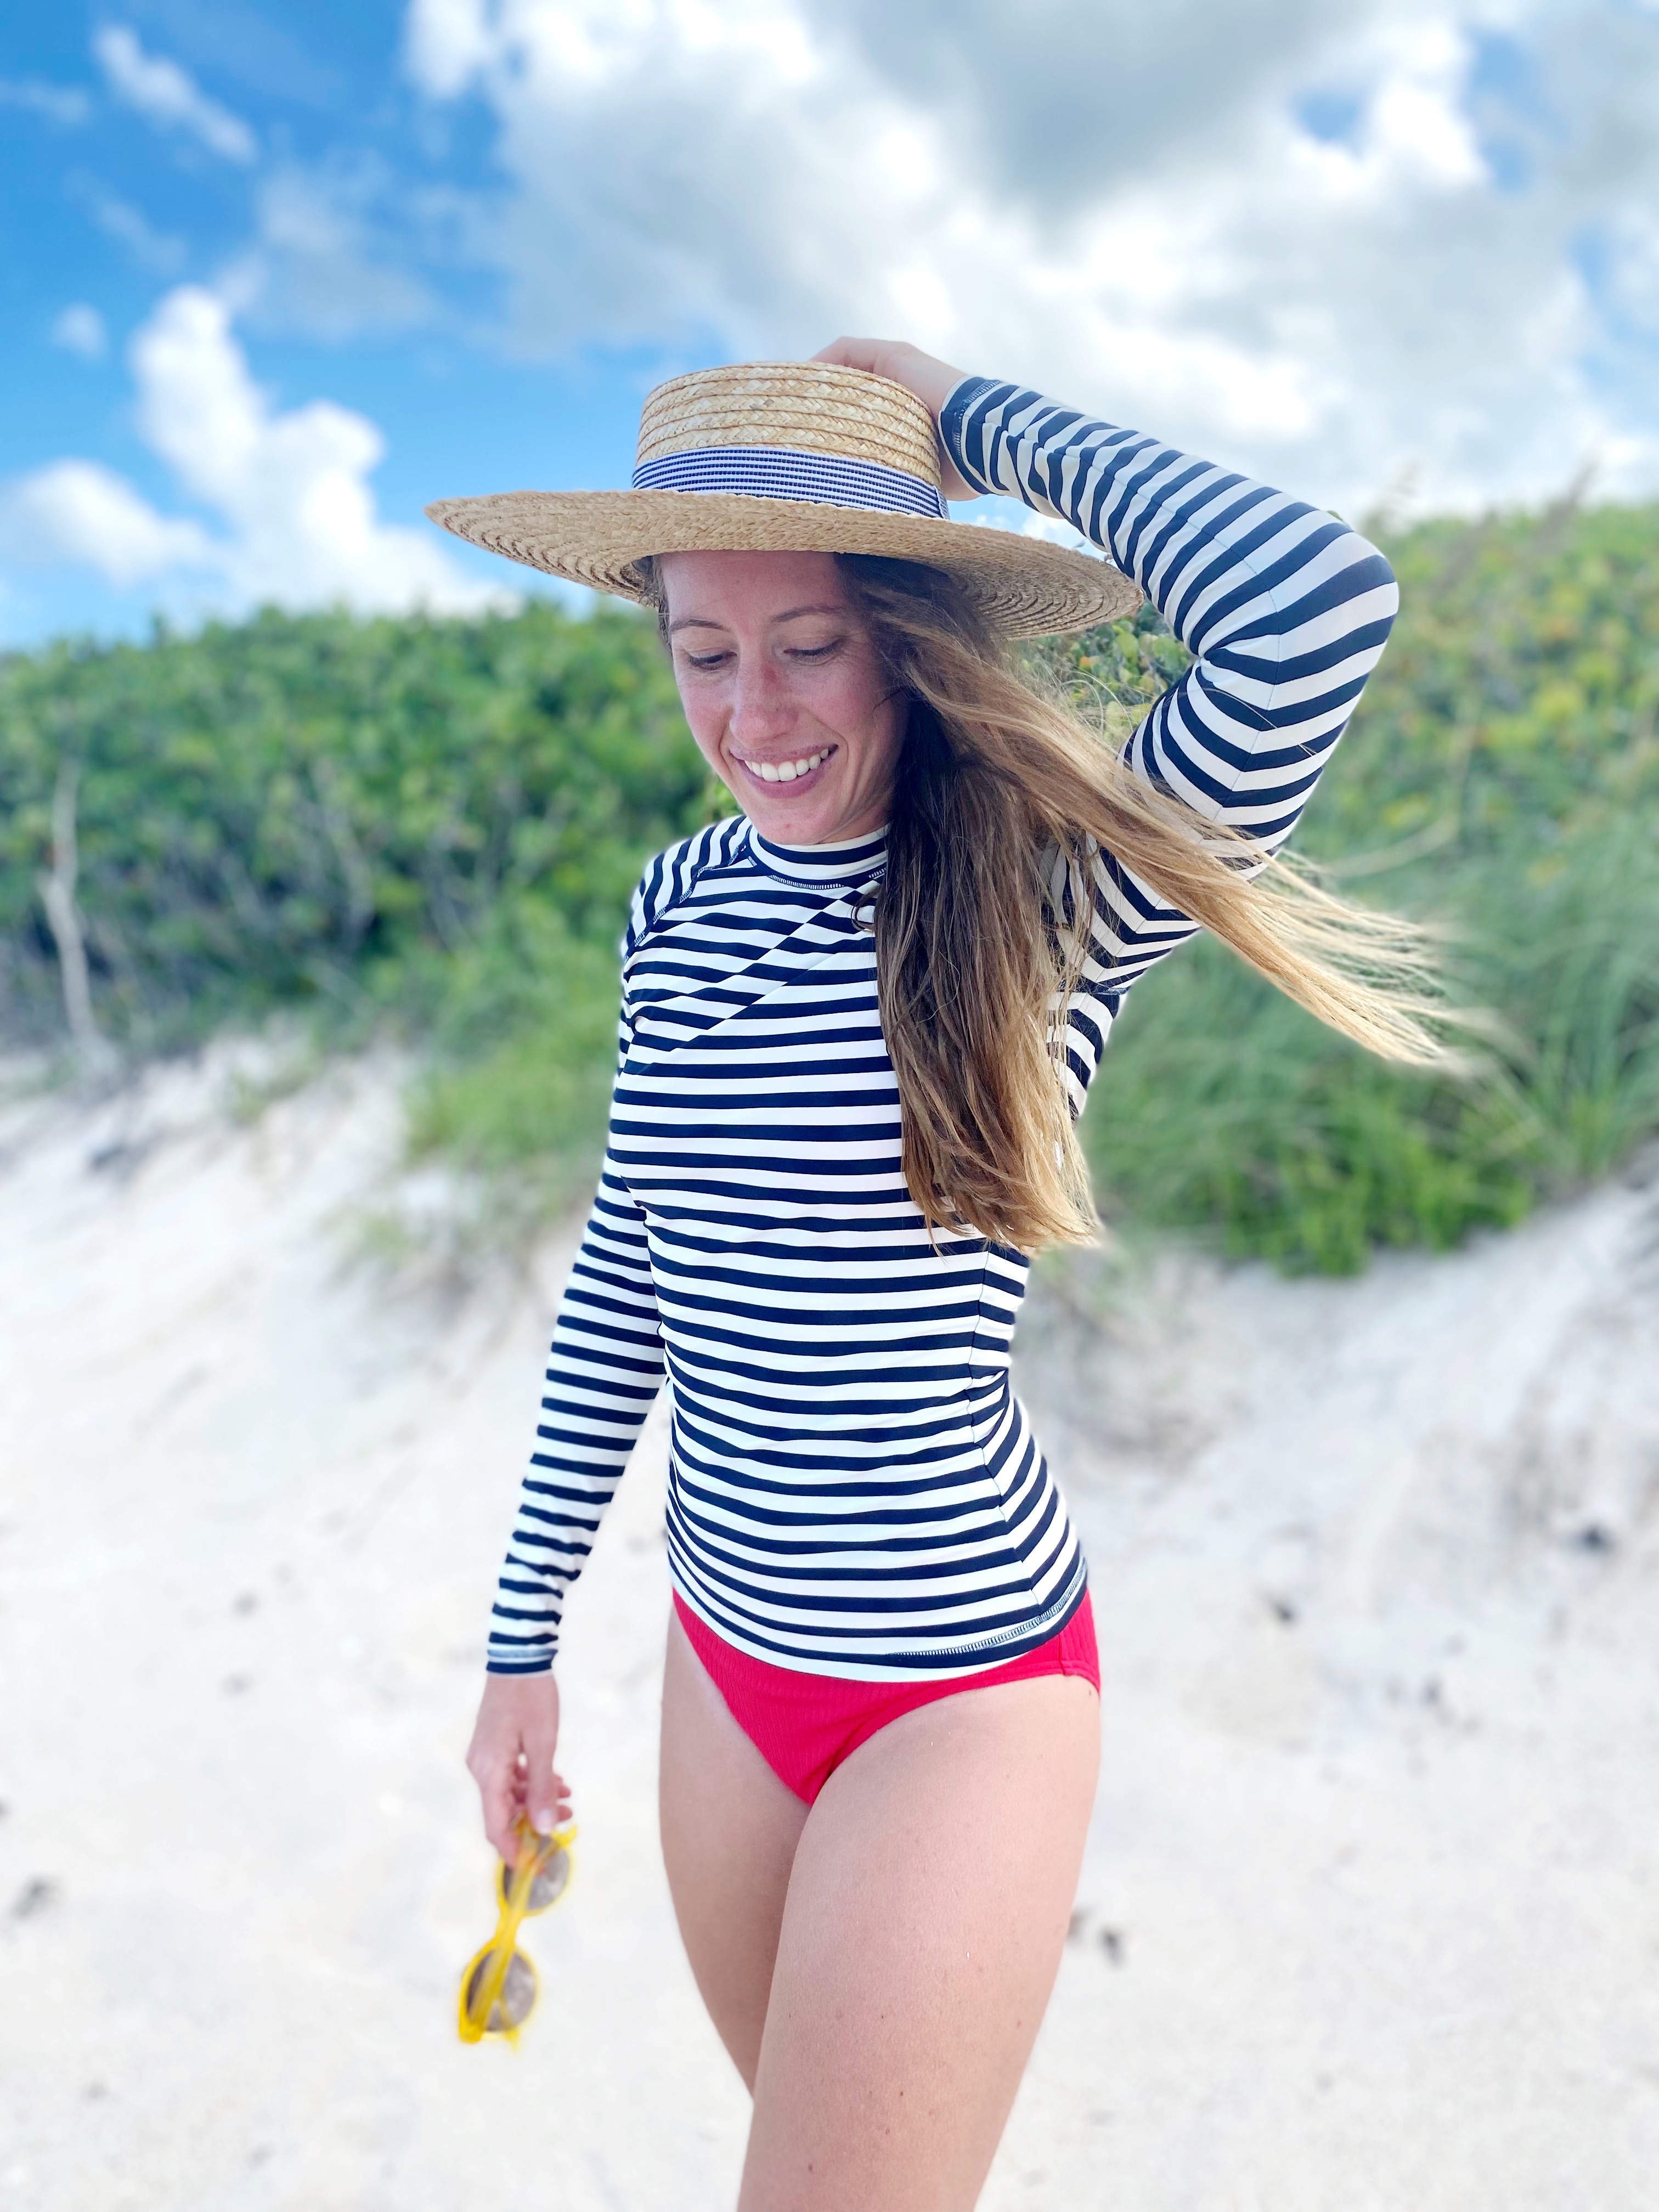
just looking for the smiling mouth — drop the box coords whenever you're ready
[735,746,835,786]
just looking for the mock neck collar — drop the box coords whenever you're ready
[747,822,888,888]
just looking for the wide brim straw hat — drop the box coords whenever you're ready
[425,362,1139,639]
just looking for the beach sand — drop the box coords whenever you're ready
[2,1049,1656,2209]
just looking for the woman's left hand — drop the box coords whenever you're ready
[811,337,977,499]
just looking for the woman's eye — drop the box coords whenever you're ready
[677,636,844,673]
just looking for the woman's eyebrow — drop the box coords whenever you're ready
[668,602,848,637]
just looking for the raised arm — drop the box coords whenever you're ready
[940,375,1399,995]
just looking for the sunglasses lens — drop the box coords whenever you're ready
[464,1947,538,2034]
[498,1843,572,1915]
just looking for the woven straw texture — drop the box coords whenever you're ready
[636,362,942,482]
[425,365,1142,639]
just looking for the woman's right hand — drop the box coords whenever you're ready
[465,1670,572,1867]
[811,337,976,498]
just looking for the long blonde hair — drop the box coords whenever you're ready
[645,552,1448,1255]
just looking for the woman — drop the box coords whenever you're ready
[431,338,1425,2209]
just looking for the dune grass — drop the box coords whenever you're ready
[1086,818,1659,1271]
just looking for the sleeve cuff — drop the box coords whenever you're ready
[938,373,1003,498]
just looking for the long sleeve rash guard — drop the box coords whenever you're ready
[484,376,1399,1678]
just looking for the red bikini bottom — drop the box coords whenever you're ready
[672,1589,1100,1806]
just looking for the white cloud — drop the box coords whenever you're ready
[400,0,1659,515]
[93,25,258,165]
[75,180,189,274]
[1,461,216,588]
[51,303,108,360]
[0,77,91,126]
[966,502,1104,558]
[0,286,507,619]
[403,0,498,98]
[222,164,437,340]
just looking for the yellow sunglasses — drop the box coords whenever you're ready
[456,1816,577,2044]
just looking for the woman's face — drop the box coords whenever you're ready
[657,549,905,845]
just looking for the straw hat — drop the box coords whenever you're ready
[425,362,1139,639]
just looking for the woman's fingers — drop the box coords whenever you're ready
[811,336,960,411]
[476,1746,523,1865]
[523,1718,566,1835]
[811,337,977,499]
[812,335,894,379]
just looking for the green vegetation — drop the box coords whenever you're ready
[3,494,1656,1271]
[1054,499,1659,1269]
[0,600,715,1192]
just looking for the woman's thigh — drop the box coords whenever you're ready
[740,1671,1101,2212]
[658,1606,810,2089]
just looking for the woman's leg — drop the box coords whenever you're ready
[659,1605,811,2088]
[739,1671,1100,2212]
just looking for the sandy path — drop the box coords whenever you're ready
[2,1053,1656,2209]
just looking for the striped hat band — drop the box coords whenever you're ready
[631,445,949,521]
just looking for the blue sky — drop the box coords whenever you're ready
[2,0,1656,646]
[1,1,670,638]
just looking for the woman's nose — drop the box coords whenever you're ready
[727,661,795,743]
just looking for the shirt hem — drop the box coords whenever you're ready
[667,1555,1090,1684]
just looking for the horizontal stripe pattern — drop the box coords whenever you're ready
[488,381,1398,1678]
[631,445,949,519]
[943,376,1401,1039]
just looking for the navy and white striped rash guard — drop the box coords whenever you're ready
[486,376,1400,1679]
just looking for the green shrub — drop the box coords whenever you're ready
[0,600,710,1049]
[402,896,621,1205]
[4,492,1656,1271]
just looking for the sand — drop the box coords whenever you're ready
[2,1047,1656,2209]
